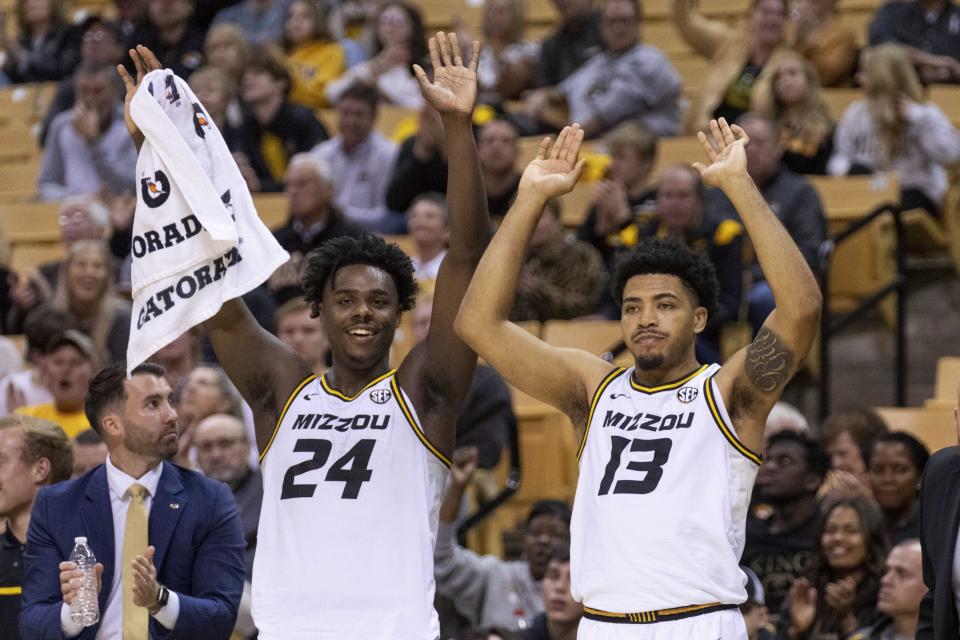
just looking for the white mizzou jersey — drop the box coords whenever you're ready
[252,369,450,640]
[571,363,761,614]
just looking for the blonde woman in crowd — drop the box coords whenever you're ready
[281,0,347,109]
[828,44,960,217]
[751,50,834,174]
[203,23,251,84]
[476,0,539,101]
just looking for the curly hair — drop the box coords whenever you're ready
[301,233,419,316]
[611,238,719,315]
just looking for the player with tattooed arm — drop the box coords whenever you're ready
[454,118,821,640]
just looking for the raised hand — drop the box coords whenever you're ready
[449,446,479,487]
[787,577,818,636]
[117,45,163,148]
[692,117,750,189]
[518,124,586,201]
[413,32,479,118]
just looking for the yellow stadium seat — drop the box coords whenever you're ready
[926,357,960,409]
[874,406,956,453]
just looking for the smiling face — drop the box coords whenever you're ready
[321,264,400,371]
[66,242,109,306]
[620,274,705,371]
[821,505,868,571]
[868,441,921,514]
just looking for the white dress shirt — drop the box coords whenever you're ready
[60,456,181,638]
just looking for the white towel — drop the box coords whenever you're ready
[126,70,289,372]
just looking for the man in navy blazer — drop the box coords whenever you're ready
[19,361,245,640]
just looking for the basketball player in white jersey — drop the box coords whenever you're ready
[118,35,489,639]
[454,119,821,639]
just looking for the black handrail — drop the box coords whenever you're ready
[457,412,522,545]
[817,202,905,420]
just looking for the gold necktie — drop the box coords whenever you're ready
[122,483,149,640]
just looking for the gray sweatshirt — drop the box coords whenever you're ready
[433,521,543,632]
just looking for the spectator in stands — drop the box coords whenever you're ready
[510,200,606,322]
[865,432,929,545]
[828,43,960,218]
[37,62,137,201]
[523,540,582,640]
[435,447,571,630]
[704,112,826,331]
[407,193,449,284]
[639,166,744,363]
[477,0,539,101]
[577,123,658,317]
[15,330,96,438]
[672,0,789,134]
[821,408,889,489]
[34,195,111,291]
[536,0,601,88]
[763,401,811,448]
[275,296,328,374]
[479,119,522,218]
[751,51,835,175]
[149,327,201,392]
[780,496,888,639]
[126,0,205,79]
[850,539,925,640]
[0,415,72,640]
[0,308,73,415]
[311,82,399,230]
[212,0,292,45]
[47,240,130,363]
[115,0,148,39]
[40,17,126,146]
[411,297,512,469]
[233,49,329,193]
[743,431,829,613]
[788,0,859,87]
[272,152,363,256]
[71,427,107,478]
[188,66,240,143]
[281,0,346,110]
[172,364,243,467]
[203,23,250,84]
[740,567,775,640]
[869,0,960,84]
[525,0,682,138]
[324,2,426,109]
[385,103,447,213]
[474,630,523,640]
[0,0,80,84]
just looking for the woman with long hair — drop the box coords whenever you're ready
[51,240,130,364]
[828,44,960,217]
[476,0,538,102]
[203,23,251,84]
[0,0,80,83]
[324,1,427,108]
[751,51,834,174]
[780,497,888,639]
[281,0,346,109]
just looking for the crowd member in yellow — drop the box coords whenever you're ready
[14,331,96,438]
[281,0,347,110]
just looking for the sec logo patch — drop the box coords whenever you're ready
[677,387,698,403]
[369,389,392,404]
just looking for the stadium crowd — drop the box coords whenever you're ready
[0,0,959,638]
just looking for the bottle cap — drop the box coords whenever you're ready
[74,536,87,544]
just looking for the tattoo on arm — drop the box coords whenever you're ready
[745,328,794,393]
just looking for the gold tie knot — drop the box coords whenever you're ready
[127,483,148,501]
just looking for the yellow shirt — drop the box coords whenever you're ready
[15,404,90,438]
[286,41,347,110]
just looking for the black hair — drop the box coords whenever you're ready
[470,629,522,640]
[74,428,104,446]
[610,238,719,314]
[526,499,571,527]
[338,81,380,112]
[547,538,571,564]
[865,431,930,474]
[766,429,830,481]
[84,361,167,434]
[22,305,75,356]
[301,233,419,316]
[245,48,291,96]
[373,1,428,61]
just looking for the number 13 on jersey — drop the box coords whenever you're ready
[598,436,673,496]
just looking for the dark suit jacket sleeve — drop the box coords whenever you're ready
[20,488,74,640]
[917,448,943,640]
[169,482,245,639]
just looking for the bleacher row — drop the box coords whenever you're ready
[1,0,960,554]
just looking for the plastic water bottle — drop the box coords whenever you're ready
[69,536,99,626]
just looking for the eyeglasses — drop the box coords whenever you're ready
[59,210,90,225]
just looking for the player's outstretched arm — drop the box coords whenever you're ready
[697,118,821,454]
[398,33,489,455]
[454,126,614,428]
[119,47,312,452]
